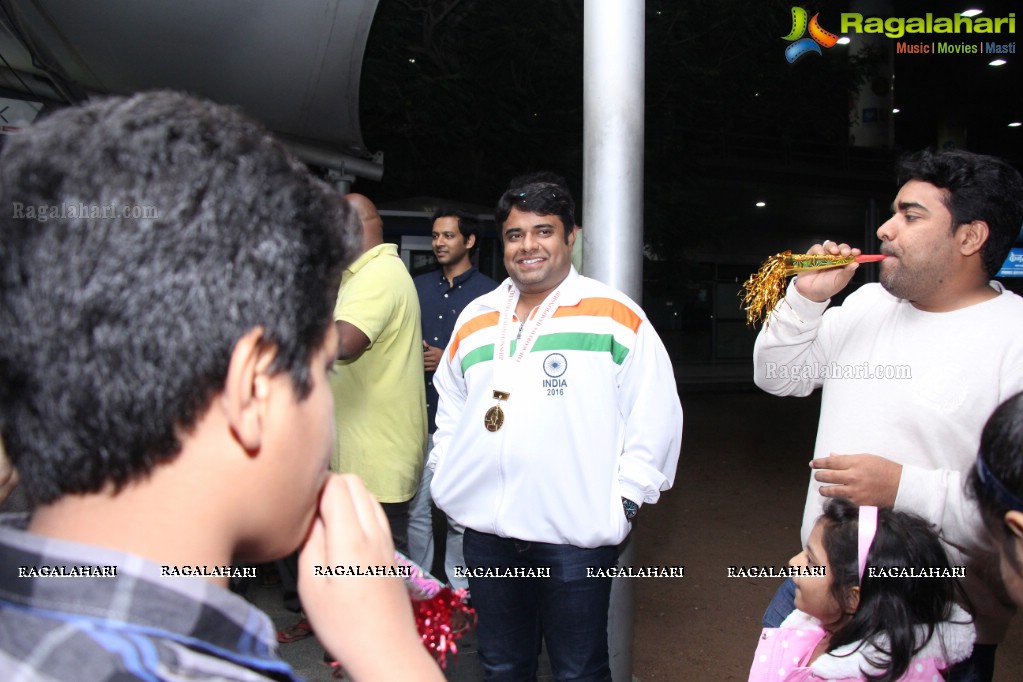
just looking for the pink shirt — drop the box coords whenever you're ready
[748,608,973,681]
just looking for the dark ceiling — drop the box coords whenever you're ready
[694,0,1021,263]
[0,0,382,177]
[0,0,1018,265]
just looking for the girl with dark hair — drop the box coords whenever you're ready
[971,391,1023,607]
[748,499,974,681]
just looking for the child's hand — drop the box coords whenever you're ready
[298,474,442,681]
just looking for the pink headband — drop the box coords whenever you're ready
[857,505,878,584]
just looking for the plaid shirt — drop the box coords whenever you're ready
[0,513,302,681]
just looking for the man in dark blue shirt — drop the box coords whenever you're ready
[409,208,497,589]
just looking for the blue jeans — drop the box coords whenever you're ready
[380,500,409,556]
[763,578,996,681]
[463,528,617,682]
[762,577,797,628]
[407,461,435,570]
[408,435,470,590]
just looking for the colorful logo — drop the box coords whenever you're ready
[783,7,839,63]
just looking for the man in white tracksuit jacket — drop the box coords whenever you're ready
[429,180,682,681]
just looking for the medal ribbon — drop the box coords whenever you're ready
[493,284,561,395]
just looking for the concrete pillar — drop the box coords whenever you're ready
[583,2,645,680]
[583,0,645,301]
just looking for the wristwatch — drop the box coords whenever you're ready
[621,497,639,521]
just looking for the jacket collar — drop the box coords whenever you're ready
[482,266,582,312]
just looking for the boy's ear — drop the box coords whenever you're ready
[222,327,276,453]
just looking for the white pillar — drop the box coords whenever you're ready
[583,2,645,680]
[583,0,645,301]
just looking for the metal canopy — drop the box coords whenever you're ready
[0,0,382,179]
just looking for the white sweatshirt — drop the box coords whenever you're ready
[754,280,1023,642]
[429,269,683,548]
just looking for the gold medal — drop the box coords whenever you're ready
[484,404,504,432]
[484,390,510,432]
[487,286,560,434]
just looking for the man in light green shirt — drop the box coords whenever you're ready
[331,194,427,554]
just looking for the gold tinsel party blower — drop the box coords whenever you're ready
[740,251,886,327]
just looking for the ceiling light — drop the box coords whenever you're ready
[960,9,983,18]
[989,59,1007,66]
